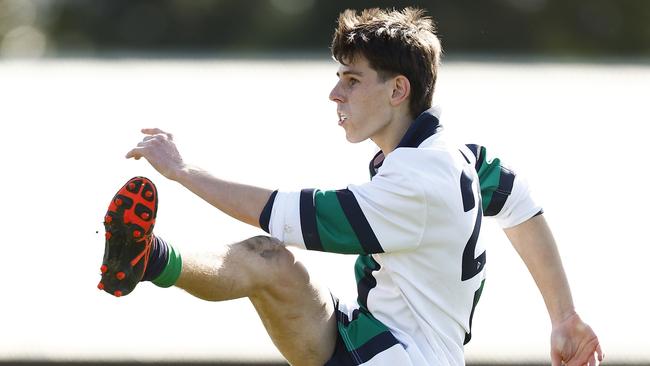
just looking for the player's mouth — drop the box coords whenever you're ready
[338,112,348,126]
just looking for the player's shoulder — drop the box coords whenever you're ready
[378,133,466,195]
[389,132,466,170]
[383,147,446,179]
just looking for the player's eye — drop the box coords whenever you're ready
[348,78,359,86]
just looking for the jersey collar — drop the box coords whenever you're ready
[369,106,442,178]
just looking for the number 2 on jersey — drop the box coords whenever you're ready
[458,159,486,344]
[460,167,485,281]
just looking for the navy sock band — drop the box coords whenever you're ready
[142,236,169,281]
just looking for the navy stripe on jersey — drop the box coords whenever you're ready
[299,188,324,251]
[460,169,476,212]
[336,189,384,254]
[459,149,471,164]
[466,143,484,171]
[355,330,400,363]
[484,166,515,216]
[258,190,278,234]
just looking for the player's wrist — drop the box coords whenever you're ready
[169,163,194,182]
[551,309,578,328]
[545,295,576,326]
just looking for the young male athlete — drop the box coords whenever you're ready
[99,8,603,366]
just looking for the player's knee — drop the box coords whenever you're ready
[242,235,289,260]
[241,235,309,289]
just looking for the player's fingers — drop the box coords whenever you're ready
[573,336,603,366]
[141,135,170,144]
[142,135,165,143]
[582,338,602,365]
[141,128,164,135]
[551,351,562,366]
[125,147,144,160]
[596,344,604,361]
[587,353,596,366]
[142,128,173,141]
[571,348,592,366]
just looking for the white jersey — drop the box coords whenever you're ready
[259,107,541,365]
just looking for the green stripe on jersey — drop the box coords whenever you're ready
[354,255,381,311]
[476,146,502,211]
[354,254,380,284]
[314,190,364,254]
[339,310,391,351]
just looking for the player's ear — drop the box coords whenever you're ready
[390,75,410,107]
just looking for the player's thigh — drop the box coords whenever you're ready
[243,236,337,365]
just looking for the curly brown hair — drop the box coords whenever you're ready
[331,7,442,118]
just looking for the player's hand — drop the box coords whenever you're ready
[126,128,185,181]
[551,312,603,366]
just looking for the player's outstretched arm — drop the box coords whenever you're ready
[126,128,273,228]
[503,215,603,365]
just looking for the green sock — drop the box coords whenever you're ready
[152,244,183,288]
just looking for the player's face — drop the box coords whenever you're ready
[329,55,394,144]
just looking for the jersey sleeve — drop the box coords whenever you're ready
[259,165,427,254]
[466,144,543,228]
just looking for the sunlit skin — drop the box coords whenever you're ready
[329,55,413,155]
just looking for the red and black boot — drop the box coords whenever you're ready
[98,177,158,297]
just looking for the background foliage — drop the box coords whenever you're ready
[1,0,649,58]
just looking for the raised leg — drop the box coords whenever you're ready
[175,235,337,366]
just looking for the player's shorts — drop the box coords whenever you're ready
[325,296,414,366]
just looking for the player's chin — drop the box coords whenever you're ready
[344,131,367,144]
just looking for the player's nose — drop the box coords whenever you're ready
[329,81,344,103]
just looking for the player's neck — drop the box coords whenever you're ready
[371,111,413,156]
